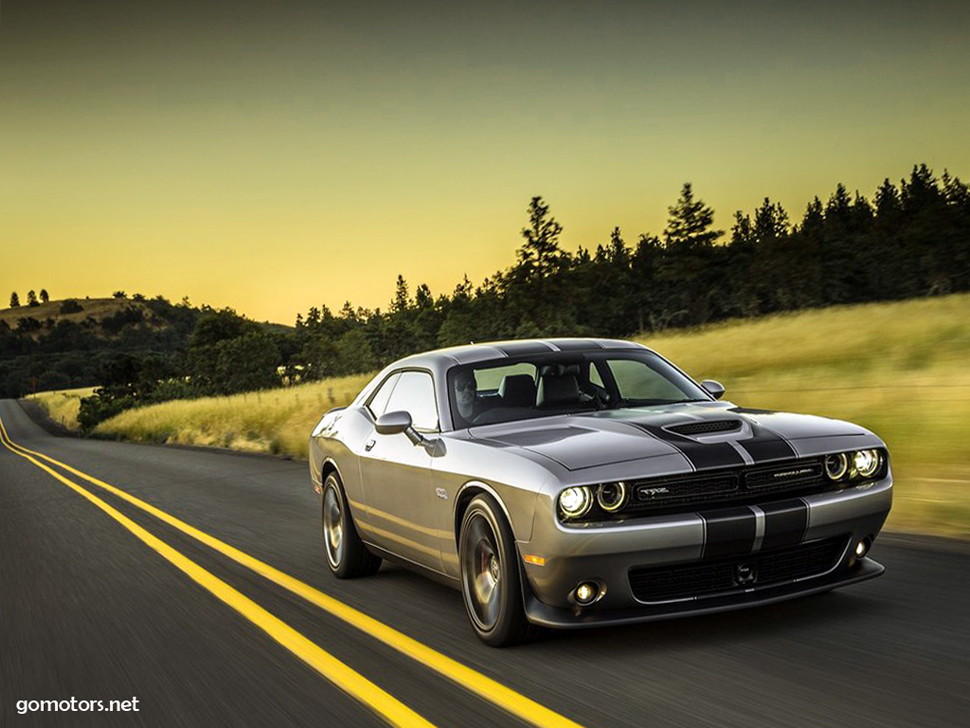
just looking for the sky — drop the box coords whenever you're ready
[2,0,969,324]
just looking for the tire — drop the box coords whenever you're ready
[459,493,536,647]
[322,472,381,578]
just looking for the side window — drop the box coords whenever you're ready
[589,362,605,388]
[367,373,401,418]
[383,371,439,431]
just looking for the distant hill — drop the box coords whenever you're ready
[1,297,162,340]
[0,295,292,397]
[0,297,291,339]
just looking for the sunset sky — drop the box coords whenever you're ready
[2,0,969,324]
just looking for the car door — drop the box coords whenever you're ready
[357,369,443,572]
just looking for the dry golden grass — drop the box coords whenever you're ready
[93,374,373,459]
[26,387,96,431]
[640,293,970,537]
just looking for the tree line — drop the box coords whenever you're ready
[2,162,967,427]
[290,163,969,377]
[9,289,50,307]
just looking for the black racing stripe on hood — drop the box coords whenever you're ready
[736,421,797,463]
[630,423,746,470]
[699,507,756,559]
[759,499,808,551]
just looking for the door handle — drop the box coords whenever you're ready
[365,439,376,451]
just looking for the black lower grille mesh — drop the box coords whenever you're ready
[628,536,847,602]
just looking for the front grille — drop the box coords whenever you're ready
[628,536,847,603]
[666,420,742,436]
[634,473,740,508]
[625,459,831,514]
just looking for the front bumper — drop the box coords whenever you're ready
[518,475,892,627]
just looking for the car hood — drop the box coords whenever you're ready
[468,402,876,472]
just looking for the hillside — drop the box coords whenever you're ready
[1,297,149,337]
[28,292,969,538]
[0,295,292,398]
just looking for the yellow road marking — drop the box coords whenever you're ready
[0,417,435,728]
[0,411,585,728]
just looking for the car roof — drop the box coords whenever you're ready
[392,338,648,367]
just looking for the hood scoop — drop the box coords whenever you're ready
[665,420,742,437]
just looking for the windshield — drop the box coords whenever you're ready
[447,350,710,428]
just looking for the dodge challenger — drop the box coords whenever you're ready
[309,339,891,646]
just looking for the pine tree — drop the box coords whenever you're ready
[27,290,39,306]
[663,183,723,249]
[40,289,50,303]
[391,275,410,314]
[9,292,19,308]
[659,183,723,325]
[517,196,566,278]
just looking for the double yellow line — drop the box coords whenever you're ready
[0,411,583,728]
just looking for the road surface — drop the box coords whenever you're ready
[1,399,967,727]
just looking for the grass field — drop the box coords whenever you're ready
[644,294,970,537]
[26,387,95,431]
[91,375,373,457]
[25,293,970,537]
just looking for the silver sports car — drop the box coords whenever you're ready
[309,339,892,646]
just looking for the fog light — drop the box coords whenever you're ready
[575,582,599,606]
[854,538,870,559]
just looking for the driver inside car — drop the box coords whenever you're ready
[453,370,479,420]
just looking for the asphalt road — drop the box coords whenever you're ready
[1,398,968,728]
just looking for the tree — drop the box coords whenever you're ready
[503,196,574,334]
[9,292,19,308]
[663,182,723,250]
[27,290,39,307]
[40,289,50,303]
[113,290,127,299]
[659,183,723,325]
[517,196,566,279]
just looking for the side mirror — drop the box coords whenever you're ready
[701,379,725,400]
[376,410,426,446]
[376,410,412,435]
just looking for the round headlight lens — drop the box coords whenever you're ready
[597,481,628,512]
[824,453,849,480]
[854,449,881,478]
[559,487,592,519]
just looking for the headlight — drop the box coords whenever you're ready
[559,486,592,519]
[854,449,882,478]
[596,481,628,512]
[824,453,849,480]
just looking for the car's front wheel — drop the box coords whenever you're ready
[459,493,536,647]
[322,472,381,578]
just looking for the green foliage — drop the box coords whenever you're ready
[59,299,84,314]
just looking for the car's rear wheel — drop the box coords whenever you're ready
[459,493,536,647]
[323,472,381,578]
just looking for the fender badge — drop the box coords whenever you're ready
[435,487,448,500]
